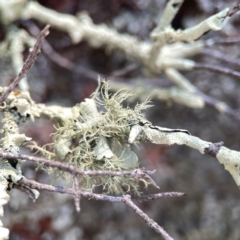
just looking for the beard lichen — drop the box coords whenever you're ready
[45,81,152,194]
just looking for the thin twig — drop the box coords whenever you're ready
[18,177,177,240]
[201,48,240,67]
[164,67,240,121]
[22,21,98,80]
[19,177,122,201]
[205,36,240,46]
[194,90,240,121]
[224,3,240,18]
[194,63,240,80]
[135,192,186,201]
[0,25,50,104]
[0,151,158,185]
[108,64,138,78]
[122,195,174,240]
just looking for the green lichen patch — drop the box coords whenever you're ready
[45,81,152,194]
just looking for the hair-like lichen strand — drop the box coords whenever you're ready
[34,81,151,194]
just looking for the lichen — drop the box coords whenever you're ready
[41,81,152,194]
[0,174,10,240]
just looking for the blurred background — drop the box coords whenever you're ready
[1,0,240,239]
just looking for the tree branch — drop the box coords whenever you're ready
[205,36,240,46]
[18,177,180,240]
[122,195,174,240]
[0,25,50,104]
[194,63,240,80]
[0,151,158,186]
[201,48,240,67]
[194,90,240,121]
[0,25,50,105]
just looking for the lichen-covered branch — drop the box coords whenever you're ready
[0,1,240,239]
[153,0,184,32]
[20,1,150,62]
[164,68,240,120]
[0,25,49,238]
[151,8,230,45]
[215,147,240,188]
[0,0,234,74]
[109,81,204,109]
[0,0,239,122]
[0,175,10,240]
[2,79,240,193]
[129,121,240,188]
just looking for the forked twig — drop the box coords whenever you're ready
[0,25,50,104]
[18,177,179,240]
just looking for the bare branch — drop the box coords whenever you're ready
[18,177,177,240]
[194,63,240,80]
[205,36,240,46]
[0,25,50,104]
[201,48,240,67]
[224,3,240,18]
[122,195,174,240]
[164,67,240,121]
[108,64,138,78]
[194,90,240,121]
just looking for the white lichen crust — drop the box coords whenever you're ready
[0,175,10,240]
[217,147,240,187]
[0,87,39,240]
[0,0,235,114]
[109,81,204,109]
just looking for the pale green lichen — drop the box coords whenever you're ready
[131,123,210,155]
[151,2,229,45]
[0,87,41,239]
[41,81,152,194]
[0,0,235,115]
[109,82,204,109]
[0,175,10,240]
